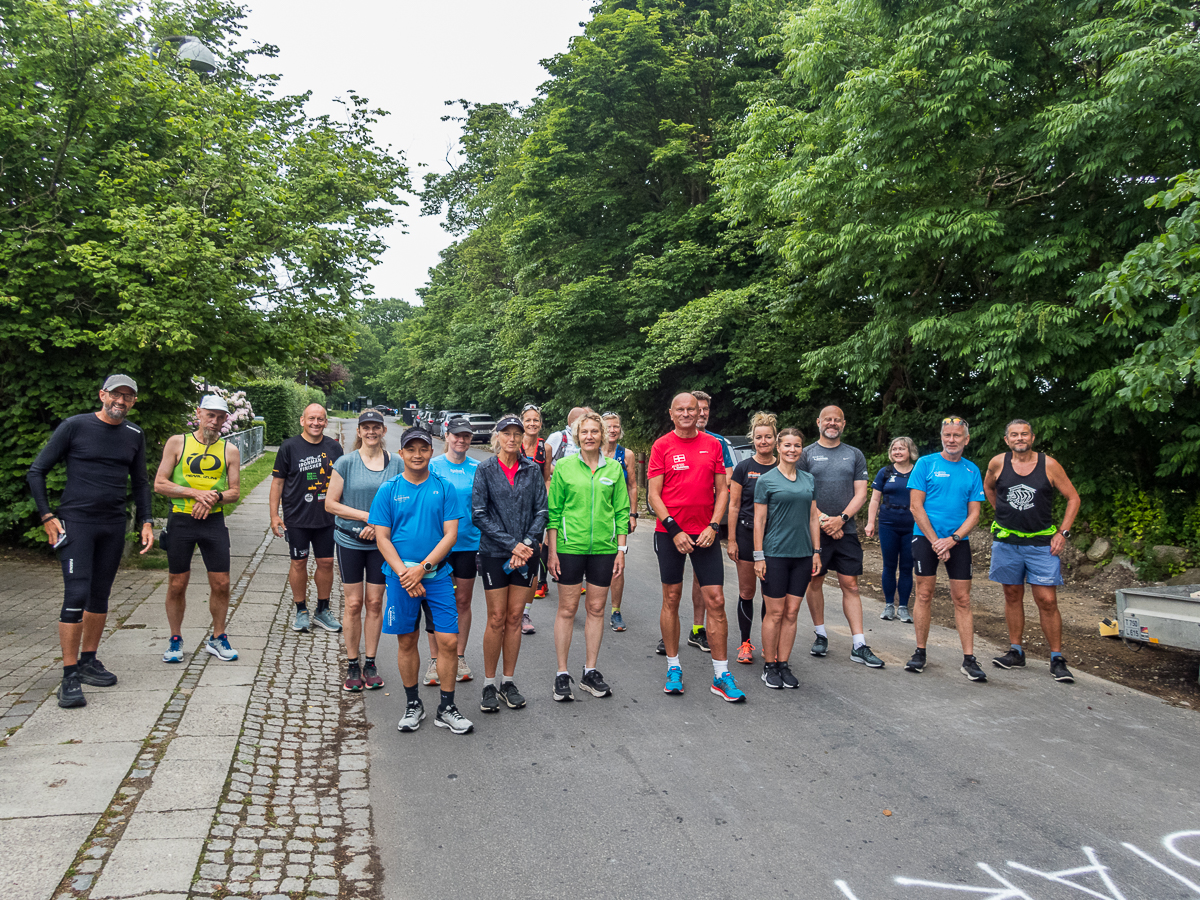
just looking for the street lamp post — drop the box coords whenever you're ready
[152,35,218,74]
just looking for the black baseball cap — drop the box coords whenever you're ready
[400,426,433,448]
[358,409,385,425]
[445,416,473,435]
[494,415,522,432]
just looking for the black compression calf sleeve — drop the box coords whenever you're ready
[738,596,755,643]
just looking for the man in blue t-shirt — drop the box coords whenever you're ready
[428,416,482,685]
[368,427,472,735]
[906,416,987,682]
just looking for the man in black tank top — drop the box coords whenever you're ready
[983,419,1081,683]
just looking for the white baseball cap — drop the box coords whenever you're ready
[198,395,230,412]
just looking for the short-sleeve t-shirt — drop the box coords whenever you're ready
[273,435,344,529]
[705,430,735,469]
[754,467,817,558]
[367,472,458,579]
[731,457,776,525]
[429,454,481,551]
[331,451,404,550]
[647,430,726,534]
[871,465,915,528]
[908,453,985,539]
[798,442,869,535]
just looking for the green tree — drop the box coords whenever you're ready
[1,0,409,536]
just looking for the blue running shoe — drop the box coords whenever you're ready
[711,672,746,703]
[205,633,238,661]
[664,666,684,694]
[610,611,625,632]
[162,635,184,664]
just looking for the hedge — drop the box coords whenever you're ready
[243,380,329,445]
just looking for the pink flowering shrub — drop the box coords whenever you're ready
[186,380,256,434]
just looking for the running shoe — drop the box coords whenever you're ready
[761,662,783,689]
[480,684,500,713]
[423,658,439,686]
[898,606,913,623]
[580,582,587,595]
[398,700,425,732]
[1050,657,1075,683]
[311,608,342,633]
[77,657,117,687]
[664,666,684,694]
[777,660,799,689]
[850,644,884,668]
[343,662,364,692]
[580,669,611,698]
[456,656,472,682]
[57,672,86,708]
[655,638,666,655]
[292,608,310,632]
[162,635,184,664]
[992,647,1027,669]
[205,634,238,661]
[810,634,829,657]
[534,582,548,599]
[521,612,536,635]
[363,660,384,689]
[610,611,626,632]
[961,655,988,682]
[880,604,896,621]
[904,649,926,673]
[499,681,526,709]
[553,673,575,702]
[711,672,747,703]
[435,704,474,734]
[736,640,754,665]
[687,627,710,653]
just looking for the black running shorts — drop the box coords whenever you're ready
[165,512,231,575]
[761,556,814,598]
[912,535,972,580]
[735,521,755,561]
[556,552,618,588]
[654,532,725,587]
[286,525,335,560]
[448,550,480,581]
[479,555,535,590]
[818,532,864,577]
[336,543,385,585]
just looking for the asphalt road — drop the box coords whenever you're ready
[360,423,1200,900]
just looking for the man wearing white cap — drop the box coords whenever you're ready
[27,374,156,708]
[153,395,243,664]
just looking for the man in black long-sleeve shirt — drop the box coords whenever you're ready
[27,374,155,708]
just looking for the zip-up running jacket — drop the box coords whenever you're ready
[472,454,549,557]
[547,454,631,555]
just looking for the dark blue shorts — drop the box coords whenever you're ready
[989,541,1063,587]
[383,571,457,635]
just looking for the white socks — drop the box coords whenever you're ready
[814,624,828,637]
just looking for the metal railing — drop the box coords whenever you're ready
[224,425,264,464]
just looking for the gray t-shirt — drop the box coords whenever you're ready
[332,450,404,549]
[754,467,816,558]
[798,442,868,534]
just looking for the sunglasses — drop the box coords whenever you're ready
[521,404,540,413]
[600,411,620,419]
[941,416,968,427]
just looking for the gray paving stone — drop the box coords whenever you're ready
[91,836,204,898]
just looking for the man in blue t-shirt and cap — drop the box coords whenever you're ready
[905,416,987,682]
[369,426,473,735]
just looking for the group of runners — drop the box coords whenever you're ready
[28,377,1082,737]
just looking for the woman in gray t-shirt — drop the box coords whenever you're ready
[325,412,403,692]
[752,427,822,690]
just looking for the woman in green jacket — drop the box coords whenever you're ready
[546,411,630,701]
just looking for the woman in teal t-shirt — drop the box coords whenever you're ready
[752,427,822,691]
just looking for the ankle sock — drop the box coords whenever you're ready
[295,600,308,612]
[404,684,420,703]
[1011,643,1023,652]
[712,659,730,678]
[63,664,79,677]
[852,633,865,650]
[364,656,375,667]
[79,650,96,665]
[316,597,330,614]
[439,690,454,711]
[814,625,827,638]
[666,655,680,669]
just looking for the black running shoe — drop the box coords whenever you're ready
[499,681,526,709]
[687,627,710,652]
[1050,657,1075,683]
[579,669,611,698]
[655,638,666,655]
[992,648,1026,669]
[961,655,988,682]
[553,673,575,702]
[904,649,926,673]
[480,684,500,713]
[58,672,86,708]
[777,661,799,688]
[810,634,828,657]
[77,657,118,687]
[761,662,784,689]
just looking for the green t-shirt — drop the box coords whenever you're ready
[754,467,816,558]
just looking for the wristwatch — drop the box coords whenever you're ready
[709,522,720,532]
[952,533,963,542]
[1060,529,1072,539]
[631,512,639,519]
[839,513,849,523]
[216,491,224,504]
[422,561,435,573]
[521,537,535,547]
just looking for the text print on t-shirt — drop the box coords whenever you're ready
[299,453,330,501]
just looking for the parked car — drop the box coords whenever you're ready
[465,413,496,443]
[437,410,469,438]
[728,440,753,466]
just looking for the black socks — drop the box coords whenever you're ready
[404,684,420,703]
[439,690,455,712]
[295,600,308,612]
[316,597,330,615]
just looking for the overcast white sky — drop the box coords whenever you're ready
[241,1,591,304]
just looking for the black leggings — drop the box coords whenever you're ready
[58,519,125,624]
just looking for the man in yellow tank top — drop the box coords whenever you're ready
[153,395,243,663]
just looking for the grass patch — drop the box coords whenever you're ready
[224,450,276,516]
[329,409,357,418]
[123,547,171,570]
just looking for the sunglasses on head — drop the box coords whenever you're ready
[942,416,968,426]
[522,404,540,413]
